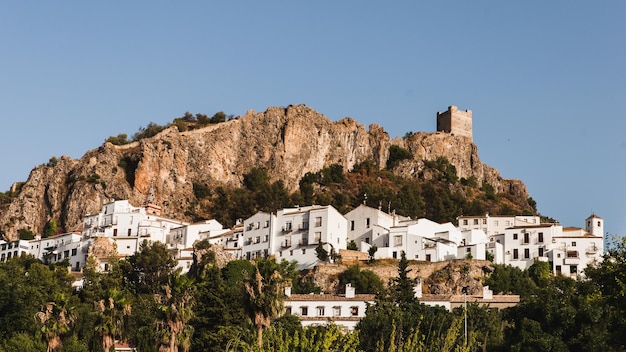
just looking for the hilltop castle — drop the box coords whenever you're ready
[437,105,472,140]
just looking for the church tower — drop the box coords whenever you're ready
[585,214,603,237]
[436,105,473,140]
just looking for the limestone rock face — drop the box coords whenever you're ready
[0,104,528,239]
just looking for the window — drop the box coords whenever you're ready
[571,241,577,247]
[513,249,519,259]
[350,306,359,316]
[350,221,355,231]
[255,236,260,244]
[466,248,471,253]
[300,306,308,316]
[365,237,370,244]
[523,233,529,244]
[71,248,77,256]
[285,221,292,231]
[539,247,544,257]
[598,221,601,227]
[302,221,309,230]
[256,222,260,229]
[289,250,293,256]
[482,219,487,224]
[316,306,325,316]
[315,217,322,227]
[314,232,321,243]
[285,306,292,315]
[556,265,562,274]
[113,228,118,236]
[333,306,341,316]
[264,220,270,228]
[524,248,530,259]
[463,219,468,225]
[473,219,479,225]
[392,251,397,259]
[426,254,431,262]
[366,218,370,228]
[570,265,578,274]
[494,220,499,226]
[264,235,269,242]
[513,233,518,240]
[302,249,306,254]
[394,235,403,247]
[538,232,544,243]
[128,228,132,236]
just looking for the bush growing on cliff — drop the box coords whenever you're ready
[386,145,412,169]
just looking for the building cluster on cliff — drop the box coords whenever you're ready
[0,198,604,280]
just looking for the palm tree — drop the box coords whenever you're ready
[155,271,195,352]
[94,288,132,352]
[244,263,285,347]
[34,293,76,352]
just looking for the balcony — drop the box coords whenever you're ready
[280,241,292,248]
[299,239,309,246]
[586,245,600,255]
[282,227,293,234]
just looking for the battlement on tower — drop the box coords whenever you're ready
[436,106,472,140]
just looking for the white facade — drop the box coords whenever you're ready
[242,212,275,260]
[458,215,541,237]
[273,205,347,269]
[27,233,88,271]
[344,205,407,250]
[0,239,31,263]
[284,284,374,330]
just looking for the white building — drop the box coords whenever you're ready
[242,212,275,260]
[273,205,348,269]
[0,239,31,263]
[501,214,603,277]
[27,232,88,271]
[344,205,408,250]
[458,215,541,237]
[284,284,374,330]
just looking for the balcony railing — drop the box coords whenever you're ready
[280,241,292,248]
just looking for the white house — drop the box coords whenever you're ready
[0,239,31,263]
[344,205,408,250]
[458,214,541,237]
[284,284,374,330]
[242,212,275,260]
[273,205,348,269]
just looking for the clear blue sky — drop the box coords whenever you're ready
[1,2,624,239]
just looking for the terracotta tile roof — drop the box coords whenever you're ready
[286,293,375,302]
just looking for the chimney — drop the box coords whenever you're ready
[482,285,493,300]
[284,286,292,297]
[345,283,355,298]
[413,278,423,298]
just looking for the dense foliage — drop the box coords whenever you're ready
[0,238,625,351]
[199,157,536,229]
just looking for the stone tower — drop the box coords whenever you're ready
[436,105,472,140]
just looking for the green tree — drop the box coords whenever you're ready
[243,260,287,347]
[347,240,358,251]
[315,243,329,262]
[122,240,176,295]
[390,251,417,306]
[387,145,412,169]
[43,220,58,238]
[155,271,195,352]
[367,245,378,264]
[338,265,384,294]
[34,293,76,352]
[94,288,132,352]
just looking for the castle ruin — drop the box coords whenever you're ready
[436,105,472,140]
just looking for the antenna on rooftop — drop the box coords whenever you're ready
[363,193,367,205]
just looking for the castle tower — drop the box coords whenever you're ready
[585,214,603,237]
[436,105,473,140]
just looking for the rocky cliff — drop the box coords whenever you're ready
[0,104,528,239]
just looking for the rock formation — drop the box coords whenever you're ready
[0,104,528,240]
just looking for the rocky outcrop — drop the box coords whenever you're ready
[0,104,528,240]
[312,259,493,295]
